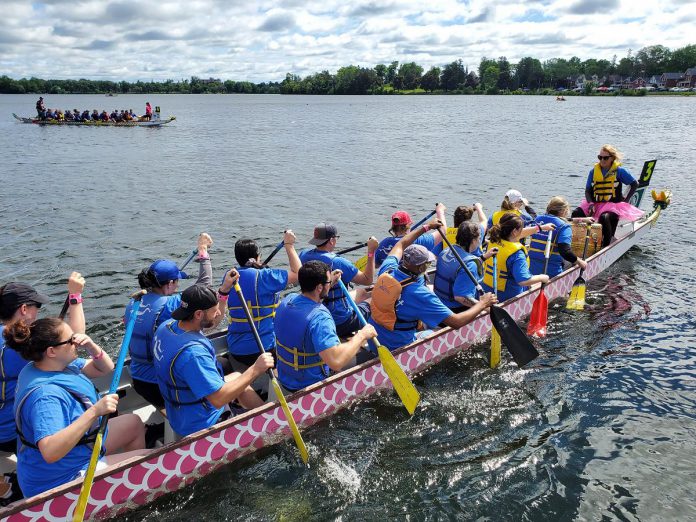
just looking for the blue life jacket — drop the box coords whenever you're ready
[298,249,351,321]
[129,293,170,365]
[433,245,482,308]
[528,214,569,273]
[275,294,329,391]
[0,326,29,442]
[226,267,280,353]
[154,321,223,408]
[14,364,102,453]
[375,237,400,266]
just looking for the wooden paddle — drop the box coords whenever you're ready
[566,226,591,311]
[355,209,438,271]
[438,227,539,367]
[337,280,420,415]
[72,290,147,522]
[489,254,501,368]
[261,240,285,266]
[232,282,309,465]
[527,230,553,337]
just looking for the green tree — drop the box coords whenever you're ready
[441,59,466,91]
[515,57,543,88]
[481,63,500,90]
[666,44,696,72]
[496,57,513,90]
[635,45,671,76]
[420,66,441,92]
[386,61,399,85]
[374,64,387,87]
[397,62,423,90]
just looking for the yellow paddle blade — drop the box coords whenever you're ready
[490,327,501,369]
[271,378,309,465]
[566,284,586,311]
[377,345,420,415]
[72,431,104,522]
[354,254,368,272]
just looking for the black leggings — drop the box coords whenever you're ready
[571,207,618,248]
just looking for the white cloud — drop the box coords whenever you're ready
[0,0,692,82]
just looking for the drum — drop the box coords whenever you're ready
[571,223,603,258]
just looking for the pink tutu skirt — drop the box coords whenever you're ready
[578,200,644,220]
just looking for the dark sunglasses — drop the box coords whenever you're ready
[53,335,77,347]
[322,280,332,285]
[597,155,612,161]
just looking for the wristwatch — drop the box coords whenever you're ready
[69,293,83,305]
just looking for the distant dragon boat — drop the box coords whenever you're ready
[0,188,670,521]
[12,108,175,127]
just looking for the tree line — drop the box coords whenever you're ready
[1,44,694,96]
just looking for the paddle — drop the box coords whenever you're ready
[336,280,420,415]
[355,209,438,271]
[72,290,146,522]
[527,230,553,338]
[59,296,70,320]
[337,242,368,256]
[489,254,501,368]
[438,227,539,367]
[179,249,198,272]
[262,240,285,266]
[566,226,591,311]
[232,282,309,465]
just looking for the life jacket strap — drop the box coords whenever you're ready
[276,341,325,371]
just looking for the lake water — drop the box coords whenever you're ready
[1,94,694,521]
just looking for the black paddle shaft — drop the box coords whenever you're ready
[233,283,275,381]
[58,296,70,320]
[336,243,368,256]
[437,227,539,367]
[262,240,285,266]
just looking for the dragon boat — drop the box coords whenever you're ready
[12,110,175,128]
[0,190,671,521]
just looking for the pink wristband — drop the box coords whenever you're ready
[92,349,104,361]
[367,252,374,259]
[422,224,430,233]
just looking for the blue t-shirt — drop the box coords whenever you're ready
[126,293,181,383]
[376,233,436,266]
[298,249,359,326]
[0,325,28,443]
[226,268,288,356]
[529,222,573,277]
[276,294,340,390]
[15,359,104,498]
[158,321,226,437]
[585,166,636,192]
[369,256,452,351]
[452,258,481,302]
[482,250,532,301]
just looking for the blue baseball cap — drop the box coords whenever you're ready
[150,259,188,284]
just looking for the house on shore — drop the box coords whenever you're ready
[676,68,696,89]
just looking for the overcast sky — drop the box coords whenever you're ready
[1,0,693,82]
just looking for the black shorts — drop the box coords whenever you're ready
[0,438,16,453]
[132,378,165,409]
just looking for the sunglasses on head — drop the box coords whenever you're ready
[597,155,612,161]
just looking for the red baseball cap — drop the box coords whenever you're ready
[391,211,412,226]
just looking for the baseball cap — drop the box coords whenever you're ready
[391,211,412,227]
[0,282,50,314]
[402,245,436,266]
[505,189,524,204]
[171,284,218,320]
[309,223,338,245]
[150,260,188,284]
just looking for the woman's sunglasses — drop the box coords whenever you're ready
[597,155,612,161]
[53,335,77,347]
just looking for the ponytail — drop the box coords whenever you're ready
[453,206,474,228]
[500,197,516,211]
[489,214,523,243]
[137,268,160,289]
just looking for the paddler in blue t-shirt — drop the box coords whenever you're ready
[0,273,86,455]
[369,219,497,351]
[299,223,378,338]
[153,282,273,439]
[375,203,448,266]
[275,260,377,393]
[5,317,147,498]
[224,230,301,368]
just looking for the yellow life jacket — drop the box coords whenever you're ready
[592,161,620,202]
[483,239,528,292]
[370,270,417,331]
[491,208,521,226]
[445,227,458,245]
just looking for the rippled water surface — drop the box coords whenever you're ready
[1,94,694,521]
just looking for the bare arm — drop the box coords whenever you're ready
[351,236,378,286]
[37,393,118,464]
[319,324,376,371]
[520,222,555,239]
[206,353,273,408]
[390,218,443,260]
[431,203,448,246]
[65,272,86,334]
[518,274,549,287]
[216,269,240,323]
[474,203,487,227]
[77,335,115,378]
[442,293,497,329]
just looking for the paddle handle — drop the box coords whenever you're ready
[541,229,553,277]
[232,283,274,380]
[179,249,197,272]
[337,280,379,352]
[577,226,591,278]
[438,227,484,296]
[109,290,146,394]
[59,296,70,320]
[492,254,498,295]
[410,209,437,231]
[336,242,368,256]
[262,240,285,266]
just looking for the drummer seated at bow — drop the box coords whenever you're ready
[153,282,273,439]
[482,214,550,301]
[375,203,448,267]
[571,144,642,247]
[433,222,498,312]
[224,231,301,370]
[528,196,589,277]
[299,223,378,338]
[369,220,497,352]
[274,261,377,394]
